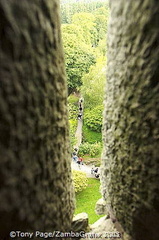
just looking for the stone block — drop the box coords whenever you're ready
[95,198,108,215]
[71,212,89,232]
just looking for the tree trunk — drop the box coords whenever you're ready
[102,1,159,240]
[0,0,74,238]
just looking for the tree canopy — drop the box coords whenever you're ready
[81,57,106,108]
[61,1,109,95]
[62,24,96,94]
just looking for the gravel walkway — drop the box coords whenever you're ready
[71,161,99,178]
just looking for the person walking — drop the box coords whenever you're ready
[78,157,83,165]
[72,150,78,162]
[76,157,81,169]
[77,113,82,120]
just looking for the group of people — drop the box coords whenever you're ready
[91,167,100,179]
[77,98,83,120]
[72,148,100,178]
[72,148,83,166]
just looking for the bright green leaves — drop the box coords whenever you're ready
[81,57,106,108]
[84,105,103,132]
[72,12,97,45]
[72,170,88,193]
[78,142,102,157]
[62,24,96,94]
[61,2,109,95]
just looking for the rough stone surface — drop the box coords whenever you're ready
[71,213,89,232]
[90,216,111,232]
[101,1,159,240]
[0,0,75,238]
[95,198,108,215]
[86,217,129,240]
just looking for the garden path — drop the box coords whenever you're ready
[71,161,99,179]
[72,97,100,179]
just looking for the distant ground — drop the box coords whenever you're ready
[71,161,95,178]
[75,178,104,224]
[83,157,101,167]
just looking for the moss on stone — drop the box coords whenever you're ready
[101,1,159,239]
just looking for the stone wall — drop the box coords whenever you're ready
[101,0,159,240]
[0,0,75,238]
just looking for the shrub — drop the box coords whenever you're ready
[72,170,88,193]
[84,158,101,167]
[68,103,78,120]
[78,142,102,157]
[69,119,77,147]
[78,142,91,156]
[68,94,79,105]
[69,119,77,132]
[89,142,101,157]
[84,105,103,132]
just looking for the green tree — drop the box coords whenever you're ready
[72,12,97,45]
[84,105,103,132]
[62,24,96,94]
[94,6,109,43]
[81,57,106,108]
[60,0,108,24]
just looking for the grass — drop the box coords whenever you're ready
[75,178,104,224]
[83,124,102,143]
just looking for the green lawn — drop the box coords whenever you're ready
[75,178,104,224]
[83,124,102,143]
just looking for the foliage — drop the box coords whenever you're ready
[83,124,102,143]
[67,94,79,107]
[69,120,77,147]
[72,12,97,45]
[89,142,102,157]
[81,57,106,108]
[68,95,77,145]
[83,157,101,167]
[68,104,78,120]
[75,178,104,224]
[68,94,79,105]
[94,6,109,42]
[61,1,109,94]
[84,105,103,132]
[97,38,107,56]
[62,24,96,94]
[78,142,102,157]
[60,0,108,24]
[72,170,88,193]
[78,142,91,156]
[69,119,77,147]
[68,94,79,147]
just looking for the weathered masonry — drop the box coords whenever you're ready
[101,1,159,240]
[0,0,74,239]
[0,0,159,240]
